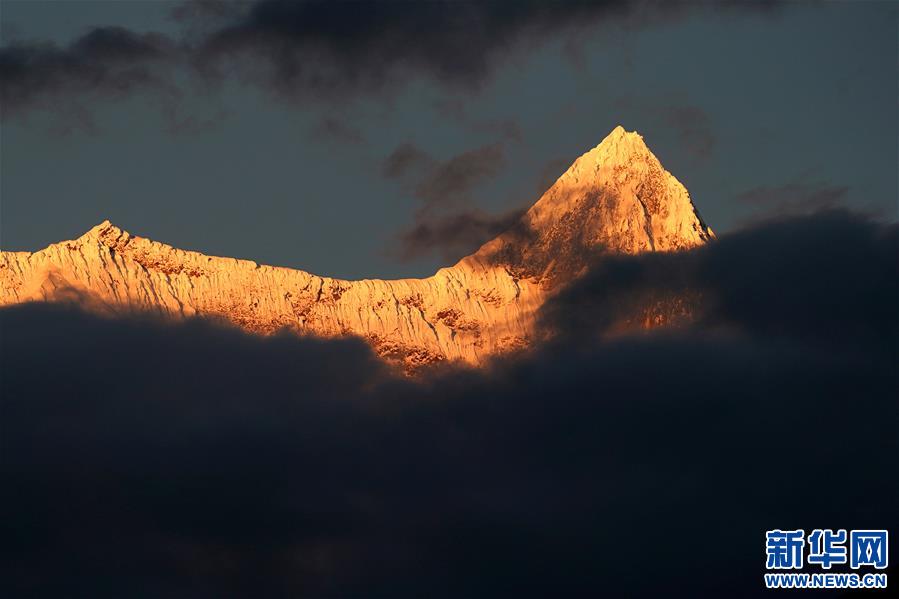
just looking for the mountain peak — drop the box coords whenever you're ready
[597,125,643,147]
[0,126,714,368]
[595,125,649,156]
[559,126,652,186]
[465,126,712,282]
[81,219,120,241]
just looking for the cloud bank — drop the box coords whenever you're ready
[2,210,895,597]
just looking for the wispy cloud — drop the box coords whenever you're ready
[1,0,785,118]
[382,140,512,261]
[736,182,850,218]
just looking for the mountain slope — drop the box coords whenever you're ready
[0,126,713,367]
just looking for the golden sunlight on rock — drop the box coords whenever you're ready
[0,127,713,369]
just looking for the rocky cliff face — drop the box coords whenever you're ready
[0,126,713,367]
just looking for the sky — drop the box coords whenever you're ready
[1,3,897,596]
[1,0,896,279]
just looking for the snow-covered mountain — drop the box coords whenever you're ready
[0,126,713,368]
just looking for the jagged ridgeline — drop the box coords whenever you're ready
[0,127,713,369]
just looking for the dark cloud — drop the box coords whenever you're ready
[2,210,896,597]
[382,141,507,206]
[541,209,898,350]
[412,142,505,209]
[381,142,435,179]
[383,141,510,261]
[1,0,784,116]
[192,0,631,99]
[309,115,365,144]
[192,0,783,100]
[0,26,177,118]
[736,182,850,218]
[393,208,525,262]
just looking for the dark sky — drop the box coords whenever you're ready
[1,0,896,279]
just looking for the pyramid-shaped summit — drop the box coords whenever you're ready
[0,127,713,369]
[463,125,713,282]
